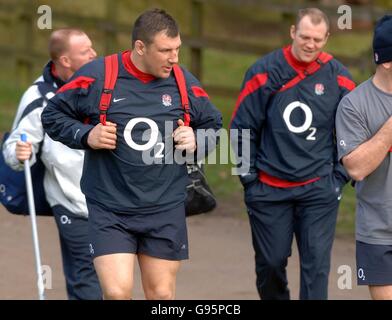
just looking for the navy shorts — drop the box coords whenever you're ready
[87,199,188,261]
[356,241,392,285]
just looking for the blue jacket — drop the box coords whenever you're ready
[231,45,355,187]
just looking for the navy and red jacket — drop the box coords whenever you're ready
[42,51,222,214]
[230,45,355,188]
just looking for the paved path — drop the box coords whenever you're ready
[0,206,369,300]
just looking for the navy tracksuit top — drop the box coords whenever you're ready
[230,45,355,186]
[42,51,222,214]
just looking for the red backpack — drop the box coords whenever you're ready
[98,54,216,216]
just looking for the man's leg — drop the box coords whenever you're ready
[138,254,180,300]
[52,205,102,300]
[369,286,392,299]
[86,199,139,300]
[93,253,135,300]
[294,175,340,300]
[246,194,294,300]
[136,204,187,300]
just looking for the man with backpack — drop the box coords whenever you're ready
[42,9,222,300]
[230,8,355,299]
[2,28,101,299]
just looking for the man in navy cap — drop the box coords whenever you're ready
[336,15,392,300]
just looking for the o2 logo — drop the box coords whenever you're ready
[282,101,317,141]
[123,117,164,159]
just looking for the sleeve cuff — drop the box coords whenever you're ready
[76,124,94,149]
[239,171,259,186]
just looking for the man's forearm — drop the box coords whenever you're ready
[343,117,392,181]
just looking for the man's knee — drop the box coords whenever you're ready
[103,287,132,300]
[256,253,287,272]
[145,285,175,300]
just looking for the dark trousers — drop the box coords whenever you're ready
[52,205,102,300]
[245,174,342,300]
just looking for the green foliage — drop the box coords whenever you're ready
[202,49,259,89]
[375,0,392,9]
[337,184,356,235]
[326,32,372,57]
[0,81,23,133]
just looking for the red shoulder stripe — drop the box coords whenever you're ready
[337,75,355,91]
[191,86,209,98]
[57,76,95,93]
[230,73,268,127]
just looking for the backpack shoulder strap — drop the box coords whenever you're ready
[34,80,56,102]
[305,52,333,75]
[172,64,191,127]
[98,60,189,126]
[278,52,333,93]
[16,79,55,128]
[99,54,119,125]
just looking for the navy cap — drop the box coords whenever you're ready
[373,15,392,64]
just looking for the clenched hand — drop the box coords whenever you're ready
[16,141,32,161]
[87,121,117,149]
[172,119,196,153]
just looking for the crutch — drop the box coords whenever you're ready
[21,133,45,300]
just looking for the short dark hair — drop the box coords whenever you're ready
[295,8,330,32]
[49,28,86,61]
[132,8,179,48]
